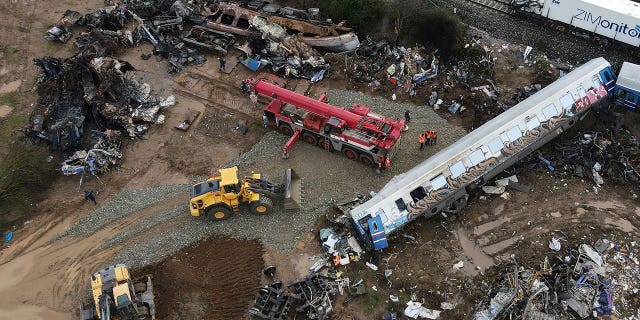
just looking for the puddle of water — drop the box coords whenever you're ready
[474,216,511,236]
[483,237,520,255]
[0,79,21,94]
[455,228,494,275]
[604,217,636,233]
[0,105,12,118]
[550,211,562,218]
[585,200,625,210]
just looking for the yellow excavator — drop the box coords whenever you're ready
[79,264,155,320]
[189,166,302,220]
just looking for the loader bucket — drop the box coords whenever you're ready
[283,168,302,210]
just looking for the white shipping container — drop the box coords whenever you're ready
[540,0,640,47]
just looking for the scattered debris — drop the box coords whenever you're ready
[473,239,634,319]
[175,109,201,131]
[404,301,442,319]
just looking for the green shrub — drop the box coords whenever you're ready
[404,9,465,59]
[318,0,385,34]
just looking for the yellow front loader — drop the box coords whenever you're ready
[79,264,155,320]
[189,166,302,220]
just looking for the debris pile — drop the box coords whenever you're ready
[543,128,640,188]
[342,38,439,91]
[249,266,343,320]
[474,239,640,319]
[29,54,174,176]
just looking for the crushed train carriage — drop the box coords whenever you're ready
[349,57,618,250]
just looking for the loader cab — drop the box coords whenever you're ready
[113,283,136,318]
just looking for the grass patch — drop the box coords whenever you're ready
[357,291,383,315]
[0,143,55,231]
[0,91,20,106]
[0,112,28,145]
[3,46,21,65]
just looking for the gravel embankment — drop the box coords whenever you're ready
[436,0,639,68]
[100,204,184,250]
[111,90,468,268]
[59,185,187,238]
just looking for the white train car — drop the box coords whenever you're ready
[349,57,615,250]
[513,0,640,47]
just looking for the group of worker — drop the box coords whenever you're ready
[418,131,438,150]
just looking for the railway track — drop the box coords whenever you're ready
[465,0,513,15]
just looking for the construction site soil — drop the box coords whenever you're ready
[0,0,639,319]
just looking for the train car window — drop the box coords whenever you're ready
[577,86,587,98]
[526,116,541,131]
[592,76,603,89]
[410,186,428,202]
[506,126,522,141]
[395,198,407,211]
[449,161,466,178]
[468,149,485,166]
[542,103,558,120]
[559,93,575,110]
[488,136,504,154]
[430,174,447,191]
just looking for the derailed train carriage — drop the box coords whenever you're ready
[349,57,617,250]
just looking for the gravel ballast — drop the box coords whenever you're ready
[110,90,467,268]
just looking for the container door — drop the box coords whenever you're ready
[367,216,389,250]
[599,68,615,94]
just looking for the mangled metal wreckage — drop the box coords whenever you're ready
[204,2,360,52]
[29,54,175,177]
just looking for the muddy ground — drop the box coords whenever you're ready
[0,0,639,319]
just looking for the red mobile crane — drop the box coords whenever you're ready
[251,79,405,169]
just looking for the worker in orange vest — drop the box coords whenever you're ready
[428,130,438,145]
[385,157,391,168]
[419,133,425,150]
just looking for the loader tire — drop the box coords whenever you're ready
[133,282,147,294]
[206,205,233,221]
[137,306,150,318]
[250,197,273,215]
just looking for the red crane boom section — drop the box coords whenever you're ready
[253,80,404,140]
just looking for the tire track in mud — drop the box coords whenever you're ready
[0,190,191,313]
[150,237,264,320]
[174,71,262,122]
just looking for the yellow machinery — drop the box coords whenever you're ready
[80,264,155,320]
[189,166,302,220]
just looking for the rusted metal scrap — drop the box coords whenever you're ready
[181,25,236,56]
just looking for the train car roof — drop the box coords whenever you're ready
[352,57,610,216]
[581,0,640,17]
[617,62,640,91]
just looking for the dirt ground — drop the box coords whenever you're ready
[0,0,639,319]
[150,237,264,320]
